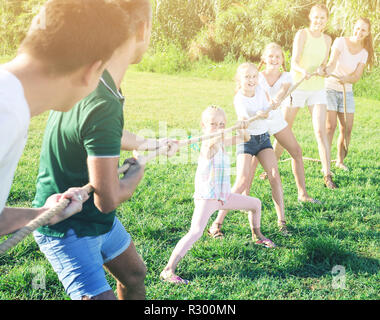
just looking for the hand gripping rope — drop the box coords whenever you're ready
[0,72,346,254]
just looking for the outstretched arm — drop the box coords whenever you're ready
[121,130,179,156]
[0,188,89,236]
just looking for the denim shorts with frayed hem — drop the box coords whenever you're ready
[33,217,131,300]
[326,89,355,113]
[237,133,273,157]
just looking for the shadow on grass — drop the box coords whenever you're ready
[157,222,379,283]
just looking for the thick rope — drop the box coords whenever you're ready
[278,73,348,163]
[0,164,129,255]
[0,72,346,254]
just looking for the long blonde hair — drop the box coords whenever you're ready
[234,62,258,93]
[258,42,287,72]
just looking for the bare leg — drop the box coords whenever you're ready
[309,104,331,176]
[81,290,117,300]
[256,148,285,225]
[274,126,314,201]
[326,110,338,150]
[104,241,147,300]
[336,112,354,169]
[162,199,219,276]
[273,107,299,159]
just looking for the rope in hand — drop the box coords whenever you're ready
[0,71,323,254]
[0,146,172,255]
[279,72,348,163]
[0,72,347,254]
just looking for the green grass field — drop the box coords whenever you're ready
[0,70,379,300]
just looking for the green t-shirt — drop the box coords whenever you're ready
[33,70,124,238]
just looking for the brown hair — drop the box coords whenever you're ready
[310,3,329,18]
[19,0,150,75]
[117,0,152,27]
[258,42,287,72]
[357,17,374,69]
[234,62,258,93]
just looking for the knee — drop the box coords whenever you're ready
[314,128,326,141]
[234,177,251,193]
[122,262,147,287]
[266,167,281,184]
[326,121,336,134]
[290,143,303,160]
[252,198,261,211]
[187,229,203,242]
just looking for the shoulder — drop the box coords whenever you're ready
[296,28,307,37]
[323,33,332,45]
[282,72,293,84]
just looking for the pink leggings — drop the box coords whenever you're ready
[171,193,261,259]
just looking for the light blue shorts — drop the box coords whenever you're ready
[33,217,131,300]
[326,89,355,113]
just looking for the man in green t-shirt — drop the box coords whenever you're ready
[32,0,176,300]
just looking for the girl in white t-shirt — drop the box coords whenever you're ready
[325,18,374,171]
[249,43,319,204]
[209,63,291,238]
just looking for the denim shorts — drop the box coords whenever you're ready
[237,132,273,156]
[33,217,131,300]
[326,89,355,113]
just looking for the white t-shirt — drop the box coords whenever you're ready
[325,37,368,92]
[0,69,30,214]
[259,72,292,107]
[234,85,270,135]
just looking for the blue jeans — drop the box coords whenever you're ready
[34,217,131,300]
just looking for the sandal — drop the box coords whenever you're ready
[160,271,189,285]
[278,221,292,236]
[324,174,337,189]
[208,223,224,239]
[298,196,322,205]
[259,172,268,180]
[255,238,276,248]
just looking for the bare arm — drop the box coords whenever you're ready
[0,207,40,235]
[317,34,332,75]
[121,130,159,151]
[325,41,342,75]
[291,29,309,77]
[121,130,179,157]
[272,82,292,107]
[339,63,366,84]
[0,188,89,236]
[87,156,144,213]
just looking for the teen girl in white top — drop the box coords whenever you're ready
[252,43,319,204]
[325,18,374,171]
[210,63,291,238]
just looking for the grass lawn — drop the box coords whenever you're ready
[0,70,379,300]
